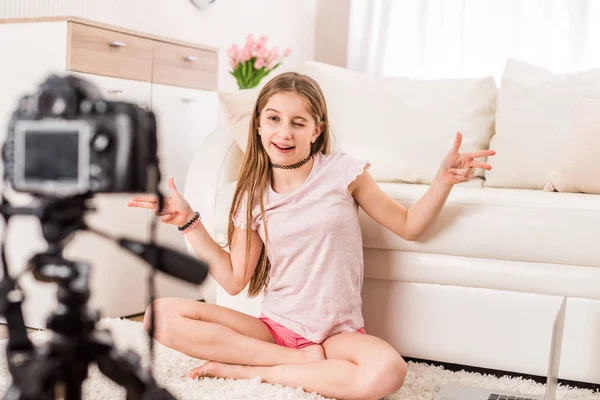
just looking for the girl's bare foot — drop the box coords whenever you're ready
[190,361,252,380]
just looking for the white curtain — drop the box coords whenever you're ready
[348,0,600,80]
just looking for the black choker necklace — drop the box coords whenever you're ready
[271,153,312,170]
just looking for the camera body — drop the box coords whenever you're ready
[2,74,160,198]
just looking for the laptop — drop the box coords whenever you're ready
[434,296,567,400]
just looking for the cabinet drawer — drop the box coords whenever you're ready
[152,40,218,90]
[67,22,153,82]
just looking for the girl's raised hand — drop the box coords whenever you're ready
[440,132,496,185]
[127,177,195,226]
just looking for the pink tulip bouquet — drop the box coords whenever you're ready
[228,34,292,89]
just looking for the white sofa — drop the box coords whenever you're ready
[183,60,600,385]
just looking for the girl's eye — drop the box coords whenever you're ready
[266,116,303,127]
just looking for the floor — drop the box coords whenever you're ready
[1,314,599,395]
[0,313,145,340]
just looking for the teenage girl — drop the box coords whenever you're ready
[128,71,495,400]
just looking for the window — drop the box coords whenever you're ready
[348,0,600,80]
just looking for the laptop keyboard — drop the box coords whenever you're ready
[488,394,535,400]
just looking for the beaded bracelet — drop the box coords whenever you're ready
[180,218,201,234]
[178,211,201,233]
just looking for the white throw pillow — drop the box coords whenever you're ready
[545,97,600,194]
[485,59,600,189]
[218,88,260,153]
[298,61,497,183]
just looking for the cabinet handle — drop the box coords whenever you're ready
[181,97,196,103]
[183,55,198,62]
[108,41,126,48]
[107,89,123,94]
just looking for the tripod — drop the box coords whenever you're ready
[4,254,174,400]
[0,194,207,399]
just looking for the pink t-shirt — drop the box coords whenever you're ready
[233,150,371,343]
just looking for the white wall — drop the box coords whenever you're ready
[0,0,317,90]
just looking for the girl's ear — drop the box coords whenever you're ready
[310,124,323,143]
[311,122,323,143]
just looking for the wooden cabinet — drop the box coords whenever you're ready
[151,41,218,90]
[67,22,154,82]
[68,71,153,107]
[0,17,219,328]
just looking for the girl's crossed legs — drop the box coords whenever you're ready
[143,297,324,366]
[145,298,407,400]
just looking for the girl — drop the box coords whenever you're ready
[127,71,495,400]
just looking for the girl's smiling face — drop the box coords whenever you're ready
[258,91,321,166]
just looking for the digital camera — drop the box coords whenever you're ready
[2,74,160,198]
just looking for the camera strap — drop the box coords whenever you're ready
[0,196,11,278]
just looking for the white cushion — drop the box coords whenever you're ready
[485,59,600,189]
[359,183,600,268]
[545,96,600,194]
[299,61,497,184]
[218,89,260,153]
[363,249,600,300]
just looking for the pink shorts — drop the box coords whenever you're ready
[259,315,366,349]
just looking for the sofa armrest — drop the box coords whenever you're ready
[183,124,244,242]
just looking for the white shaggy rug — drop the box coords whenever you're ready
[0,318,598,400]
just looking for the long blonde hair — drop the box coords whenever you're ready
[226,72,331,297]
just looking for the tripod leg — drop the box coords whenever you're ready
[63,365,86,400]
[96,347,176,400]
[2,345,60,400]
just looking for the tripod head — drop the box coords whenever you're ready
[24,195,92,294]
[35,194,90,250]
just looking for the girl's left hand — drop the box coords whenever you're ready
[440,132,496,186]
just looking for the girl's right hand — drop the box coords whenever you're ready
[127,177,195,226]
